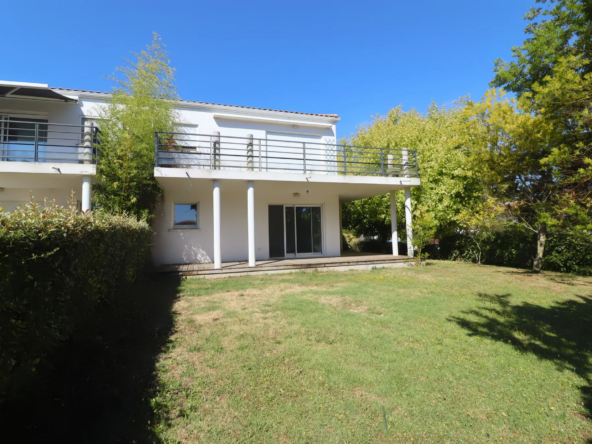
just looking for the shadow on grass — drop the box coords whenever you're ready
[0,275,182,443]
[450,292,592,427]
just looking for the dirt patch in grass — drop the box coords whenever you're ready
[316,295,368,313]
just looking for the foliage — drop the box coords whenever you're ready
[94,33,178,220]
[0,198,152,395]
[460,89,568,272]
[343,104,482,241]
[489,0,592,271]
[456,200,504,265]
[525,55,592,206]
[411,206,436,265]
[543,226,592,275]
[342,230,362,252]
[491,0,592,97]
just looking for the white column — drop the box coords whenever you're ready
[390,191,399,256]
[213,180,221,269]
[247,181,255,267]
[405,188,413,257]
[82,176,91,212]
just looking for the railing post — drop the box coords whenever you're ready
[342,145,347,175]
[247,134,254,171]
[258,139,262,171]
[34,122,39,162]
[211,131,220,170]
[83,120,92,164]
[303,142,306,174]
[402,147,410,178]
[380,148,384,176]
[154,132,159,167]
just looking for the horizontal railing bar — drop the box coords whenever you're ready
[0,120,97,129]
[157,132,417,153]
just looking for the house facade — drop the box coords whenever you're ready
[0,80,420,268]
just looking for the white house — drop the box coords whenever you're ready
[0,80,420,270]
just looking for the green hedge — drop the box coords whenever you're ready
[439,226,592,275]
[0,201,152,394]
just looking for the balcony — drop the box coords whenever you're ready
[0,119,98,164]
[155,132,419,178]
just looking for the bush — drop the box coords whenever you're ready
[0,199,152,394]
[440,225,592,275]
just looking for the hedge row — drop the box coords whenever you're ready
[0,201,153,394]
[439,226,592,275]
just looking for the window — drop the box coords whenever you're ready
[174,203,199,229]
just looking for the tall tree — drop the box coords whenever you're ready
[491,0,592,265]
[94,33,178,220]
[342,104,482,241]
[461,90,565,273]
[491,0,592,97]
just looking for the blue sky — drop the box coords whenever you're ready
[3,0,535,138]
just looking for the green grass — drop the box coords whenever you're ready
[151,262,592,443]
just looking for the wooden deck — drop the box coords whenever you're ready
[156,253,412,278]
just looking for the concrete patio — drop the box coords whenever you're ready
[156,252,413,278]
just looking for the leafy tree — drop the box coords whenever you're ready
[94,33,178,220]
[342,104,482,241]
[490,0,592,270]
[411,206,437,266]
[491,0,592,97]
[456,200,504,265]
[461,90,565,273]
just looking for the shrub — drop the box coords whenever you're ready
[440,225,592,275]
[0,199,152,395]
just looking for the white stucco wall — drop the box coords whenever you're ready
[151,178,341,266]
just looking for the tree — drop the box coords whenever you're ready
[491,0,592,97]
[461,90,563,273]
[342,104,482,241]
[491,0,592,269]
[94,33,178,220]
[411,206,437,266]
[456,200,504,265]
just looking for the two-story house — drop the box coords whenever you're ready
[0,80,420,275]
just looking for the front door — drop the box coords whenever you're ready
[268,205,323,258]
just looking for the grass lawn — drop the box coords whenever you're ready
[151,262,592,443]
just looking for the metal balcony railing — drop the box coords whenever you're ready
[0,119,98,164]
[155,132,419,177]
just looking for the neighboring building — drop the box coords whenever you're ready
[0,80,420,268]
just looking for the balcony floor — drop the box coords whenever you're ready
[156,252,413,278]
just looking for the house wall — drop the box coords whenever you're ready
[151,178,341,266]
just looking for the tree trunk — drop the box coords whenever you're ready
[533,223,547,273]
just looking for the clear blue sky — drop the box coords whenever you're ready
[3,0,535,138]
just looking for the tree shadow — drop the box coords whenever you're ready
[0,275,182,443]
[450,292,592,428]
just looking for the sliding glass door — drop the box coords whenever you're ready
[268,205,323,258]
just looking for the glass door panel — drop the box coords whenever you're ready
[312,207,322,253]
[296,206,313,254]
[285,206,296,255]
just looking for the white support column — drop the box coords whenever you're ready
[390,191,399,256]
[213,180,221,269]
[405,188,413,257]
[247,181,255,267]
[82,176,91,212]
